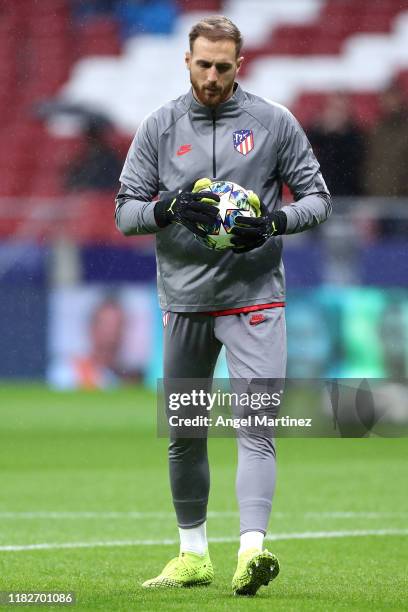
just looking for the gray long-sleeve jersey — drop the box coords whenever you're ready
[116,83,331,312]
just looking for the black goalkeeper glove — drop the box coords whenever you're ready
[154,178,219,237]
[231,191,287,253]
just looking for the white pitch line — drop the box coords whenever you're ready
[0,511,239,520]
[0,511,407,520]
[303,511,408,519]
[1,529,408,552]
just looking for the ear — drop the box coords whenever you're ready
[185,51,191,70]
[236,55,244,74]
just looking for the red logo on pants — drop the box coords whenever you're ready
[249,313,266,326]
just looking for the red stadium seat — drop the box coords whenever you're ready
[76,17,121,56]
[40,137,84,169]
[11,0,69,18]
[176,0,222,11]
[27,15,68,37]
[29,173,64,197]
[396,70,408,97]
[291,90,381,130]
[0,170,35,197]
[291,93,328,127]
[2,0,407,233]
[107,133,132,160]
[77,37,121,56]
[351,93,381,128]
[63,192,123,243]
[242,0,408,80]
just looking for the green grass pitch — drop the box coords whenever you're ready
[0,386,407,611]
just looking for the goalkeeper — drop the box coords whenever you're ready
[115,15,331,596]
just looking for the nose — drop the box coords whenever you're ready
[207,65,218,82]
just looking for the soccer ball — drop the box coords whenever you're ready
[196,180,259,251]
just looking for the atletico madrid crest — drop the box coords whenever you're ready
[233,130,254,156]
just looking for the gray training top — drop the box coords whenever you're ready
[116,83,331,312]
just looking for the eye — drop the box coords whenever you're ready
[215,64,232,73]
[197,61,212,69]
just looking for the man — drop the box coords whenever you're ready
[65,121,122,193]
[47,298,128,390]
[364,81,408,199]
[115,16,331,596]
[307,92,365,196]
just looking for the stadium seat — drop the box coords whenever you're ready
[56,0,408,132]
[176,0,222,11]
[27,15,68,36]
[29,173,64,197]
[76,16,121,56]
[351,93,381,127]
[291,90,381,129]
[3,0,408,209]
[290,93,328,127]
[396,69,408,95]
[63,192,128,244]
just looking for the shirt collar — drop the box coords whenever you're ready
[186,83,245,119]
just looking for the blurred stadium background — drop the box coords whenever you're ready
[0,0,408,386]
[1,2,408,608]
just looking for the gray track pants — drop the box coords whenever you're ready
[163,307,286,534]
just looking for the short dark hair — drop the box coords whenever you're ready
[189,15,243,57]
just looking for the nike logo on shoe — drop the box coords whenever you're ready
[176,144,192,156]
[249,313,266,326]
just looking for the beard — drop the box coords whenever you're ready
[190,73,235,107]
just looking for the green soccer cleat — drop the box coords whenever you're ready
[232,547,280,596]
[142,550,214,588]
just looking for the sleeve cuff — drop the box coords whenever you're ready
[143,201,162,232]
[279,204,298,233]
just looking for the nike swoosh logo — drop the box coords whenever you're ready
[177,144,192,156]
[250,314,266,326]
